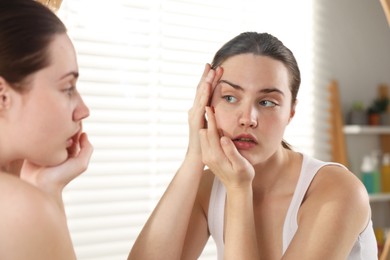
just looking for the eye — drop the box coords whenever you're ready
[259,100,277,107]
[223,95,237,103]
[64,86,76,96]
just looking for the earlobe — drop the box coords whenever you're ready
[0,77,12,111]
[289,99,298,122]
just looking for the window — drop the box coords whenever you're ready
[58,1,325,259]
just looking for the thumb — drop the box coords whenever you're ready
[220,136,246,168]
[67,133,93,173]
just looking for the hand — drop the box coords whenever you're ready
[187,64,223,158]
[199,107,255,190]
[20,132,93,207]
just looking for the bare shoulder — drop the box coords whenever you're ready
[283,165,372,258]
[0,172,49,211]
[0,172,52,211]
[302,164,370,231]
[308,164,369,205]
[0,173,75,259]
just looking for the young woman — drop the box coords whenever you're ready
[0,1,93,259]
[129,32,378,259]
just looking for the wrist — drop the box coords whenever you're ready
[184,148,204,166]
[181,155,205,171]
[226,183,253,199]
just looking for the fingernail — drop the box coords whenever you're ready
[205,72,213,82]
[221,136,228,145]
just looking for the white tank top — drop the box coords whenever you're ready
[208,154,378,259]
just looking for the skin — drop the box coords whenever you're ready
[0,33,93,259]
[129,54,370,260]
[3,34,88,167]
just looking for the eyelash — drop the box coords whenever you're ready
[223,95,237,103]
[260,100,277,107]
[222,95,278,107]
[64,86,76,96]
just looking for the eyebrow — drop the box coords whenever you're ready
[59,71,79,81]
[218,79,285,96]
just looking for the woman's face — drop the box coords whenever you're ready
[10,33,89,166]
[210,54,295,165]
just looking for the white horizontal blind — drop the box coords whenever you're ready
[58,0,327,259]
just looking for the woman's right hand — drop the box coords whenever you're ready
[186,64,222,159]
[19,133,93,209]
[200,107,255,191]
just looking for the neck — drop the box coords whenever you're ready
[251,148,300,197]
[0,160,23,176]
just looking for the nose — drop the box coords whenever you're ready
[239,106,258,128]
[73,94,90,121]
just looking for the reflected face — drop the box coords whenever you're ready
[210,54,295,165]
[11,33,89,166]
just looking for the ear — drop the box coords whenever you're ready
[289,99,298,123]
[0,76,12,111]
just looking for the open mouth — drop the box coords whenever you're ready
[233,137,257,144]
[232,135,258,149]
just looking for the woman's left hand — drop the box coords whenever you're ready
[20,132,93,208]
[199,107,255,190]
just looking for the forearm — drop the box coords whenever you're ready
[128,156,204,260]
[224,185,259,260]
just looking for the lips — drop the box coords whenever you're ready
[66,129,81,157]
[232,134,258,150]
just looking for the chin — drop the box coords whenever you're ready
[238,150,267,166]
[238,151,256,165]
[37,153,68,167]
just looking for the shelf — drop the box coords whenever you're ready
[344,125,390,135]
[369,193,390,202]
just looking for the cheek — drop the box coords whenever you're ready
[28,101,69,136]
[214,109,234,133]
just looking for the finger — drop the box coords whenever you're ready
[51,133,93,186]
[193,64,211,105]
[198,68,215,107]
[65,133,93,176]
[198,63,211,89]
[199,128,211,160]
[194,64,215,104]
[199,131,225,172]
[200,108,226,163]
[220,136,245,168]
[208,66,224,105]
[190,66,215,129]
[77,133,94,170]
[67,131,81,158]
[205,106,219,138]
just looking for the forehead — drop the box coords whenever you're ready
[19,33,78,91]
[46,33,78,75]
[219,54,290,93]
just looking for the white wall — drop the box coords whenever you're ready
[313,0,390,175]
[314,0,390,114]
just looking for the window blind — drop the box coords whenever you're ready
[58,1,327,259]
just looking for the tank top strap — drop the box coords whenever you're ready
[282,154,346,253]
[208,176,226,260]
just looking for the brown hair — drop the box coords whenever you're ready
[0,0,66,91]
